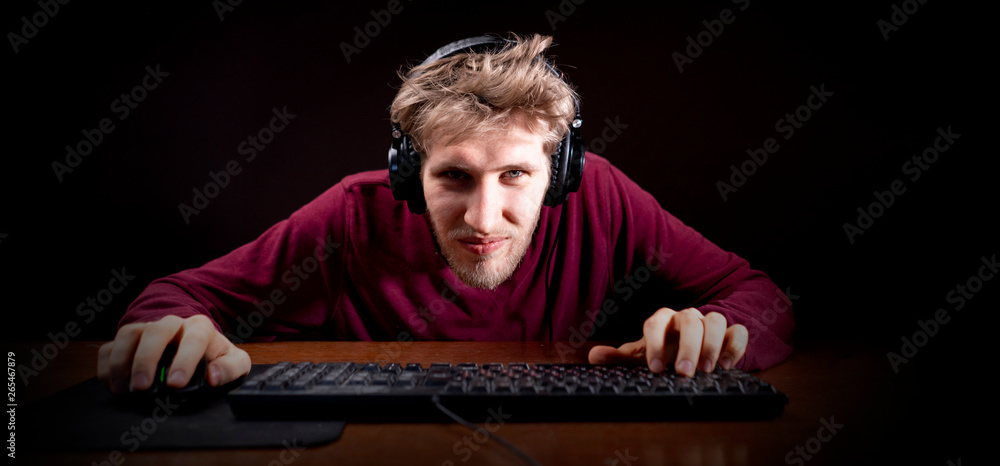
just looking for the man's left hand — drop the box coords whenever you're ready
[587,307,748,377]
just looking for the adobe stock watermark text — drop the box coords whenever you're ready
[339,0,413,63]
[887,253,994,372]
[717,83,833,201]
[842,125,959,244]
[51,64,169,182]
[672,0,751,73]
[8,0,71,54]
[178,106,296,224]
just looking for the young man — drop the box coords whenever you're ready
[98,34,794,395]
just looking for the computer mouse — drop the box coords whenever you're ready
[146,343,210,399]
[116,344,245,412]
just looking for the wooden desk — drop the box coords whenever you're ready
[14,340,964,465]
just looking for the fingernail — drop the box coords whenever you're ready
[677,359,694,376]
[719,355,733,369]
[167,370,186,387]
[699,357,714,373]
[650,358,664,373]
[130,373,149,391]
[209,365,221,386]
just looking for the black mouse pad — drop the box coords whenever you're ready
[22,365,344,452]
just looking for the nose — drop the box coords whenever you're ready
[463,179,503,234]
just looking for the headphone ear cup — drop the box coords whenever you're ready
[544,137,568,207]
[388,130,427,214]
[564,119,585,195]
[543,118,584,207]
[403,137,427,213]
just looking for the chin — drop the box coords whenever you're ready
[443,240,528,290]
[426,203,543,291]
[447,251,517,290]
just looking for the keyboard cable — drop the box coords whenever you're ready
[430,395,543,466]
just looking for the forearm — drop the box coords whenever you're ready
[647,224,795,370]
[689,264,794,371]
[120,278,234,336]
[120,185,348,341]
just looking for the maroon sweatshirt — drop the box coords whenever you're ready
[122,154,794,370]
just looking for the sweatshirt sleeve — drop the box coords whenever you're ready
[119,183,350,342]
[598,157,794,370]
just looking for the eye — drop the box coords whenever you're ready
[503,170,524,179]
[441,171,470,181]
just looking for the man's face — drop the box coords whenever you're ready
[420,119,550,290]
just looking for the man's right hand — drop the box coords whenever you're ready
[97,314,251,395]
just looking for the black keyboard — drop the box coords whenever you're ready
[228,362,788,422]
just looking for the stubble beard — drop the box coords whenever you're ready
[428,207,542,290]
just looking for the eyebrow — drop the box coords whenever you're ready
[428,161,544,174]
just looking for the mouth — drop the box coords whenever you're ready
[456,237,507,256]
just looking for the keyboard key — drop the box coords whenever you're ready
[469,381,490,394]
[346,373,369,386]
[382,363,402,374]
[493,378,513,393]
[573,385,594,394]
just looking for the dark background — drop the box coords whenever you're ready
[3,0,989,343]
[3,1,989,346]
[2,0,988,463]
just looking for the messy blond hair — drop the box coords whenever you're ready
[390,33,578,157]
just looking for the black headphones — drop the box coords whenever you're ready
[387,36,585,214]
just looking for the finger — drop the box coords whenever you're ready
[107,324,144,395]
[642,308,679,373]
[167,316,215,388]
[719,324,749,369]
[587,339,646,365]
[672,308,704,377]
[203,341,252,387]
[129,315,183,391]
[97,342,114,386]
[698,312,728,373]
